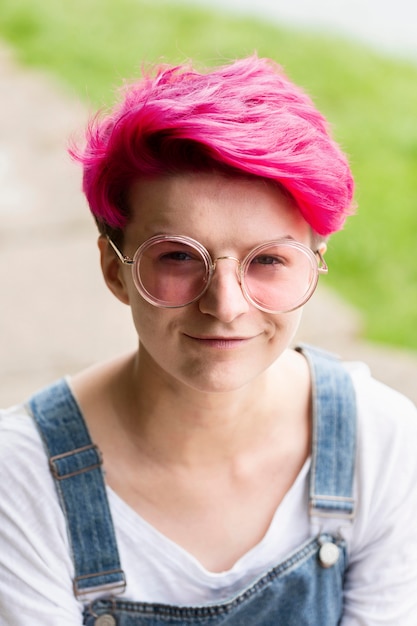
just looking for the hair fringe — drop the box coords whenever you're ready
[71,54,355,236]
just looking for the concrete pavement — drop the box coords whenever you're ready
[1,42,416,407]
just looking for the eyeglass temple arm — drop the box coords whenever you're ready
[106,236,134,265]
[316,250,328,274]
[106,235,327,275]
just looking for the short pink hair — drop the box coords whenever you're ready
[72,55,355,236]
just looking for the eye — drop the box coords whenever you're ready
[251,254,285,266]
[160,251,195,262]
[154,246,205,273]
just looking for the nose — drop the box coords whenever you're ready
[197,256,250,322]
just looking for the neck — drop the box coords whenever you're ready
[110,346,309,467]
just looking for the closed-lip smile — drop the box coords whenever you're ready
[184,334,254,349]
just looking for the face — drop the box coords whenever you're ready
[101,172,314,394]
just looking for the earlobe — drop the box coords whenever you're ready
[318,241,327,256]
[97,236,131,305]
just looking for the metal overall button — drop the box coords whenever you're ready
[318,541,340,568]
[95,615,117,626]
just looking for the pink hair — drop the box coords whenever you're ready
[72,55,355,236]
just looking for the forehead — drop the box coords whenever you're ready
[126,172,311,247]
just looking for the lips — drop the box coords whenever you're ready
[184,334,254,349]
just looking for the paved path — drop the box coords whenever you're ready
[1,42,417,407]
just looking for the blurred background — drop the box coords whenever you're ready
[1,0,416,406]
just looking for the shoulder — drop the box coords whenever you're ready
[346,360,417,452]
[0,402,46,464]
[346,360,417,535]
[0,402,82,623]
[0,399,73,548]
[0,400,65,519]
[340,362,417,622]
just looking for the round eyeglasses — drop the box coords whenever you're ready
[107,234,328,314]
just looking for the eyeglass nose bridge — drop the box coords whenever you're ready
[210,255,243,286]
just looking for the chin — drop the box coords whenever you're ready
[179,361,265,395]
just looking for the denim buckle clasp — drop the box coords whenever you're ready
[49,444,103,480]
[74,570,127,598]
[309,494,356,519]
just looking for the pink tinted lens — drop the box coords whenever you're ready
[133,239,209,306]
[243,243,317,312]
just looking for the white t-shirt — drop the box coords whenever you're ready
[1,362,417,625]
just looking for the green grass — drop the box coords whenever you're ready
[1,0,417,350]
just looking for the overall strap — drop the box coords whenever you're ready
[297,345,357,521]
[28,379,125,597]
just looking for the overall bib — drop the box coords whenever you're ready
[29,345,356,626]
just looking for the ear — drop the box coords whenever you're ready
[318,241,327,256]
[97,236,131,305]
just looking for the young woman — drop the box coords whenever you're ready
[1,56,416,625]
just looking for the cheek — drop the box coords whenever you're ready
[129,296,156,339]
[129,297,180,351]
[266,309,304,346]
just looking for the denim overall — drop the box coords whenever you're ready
[29,345,356,626]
